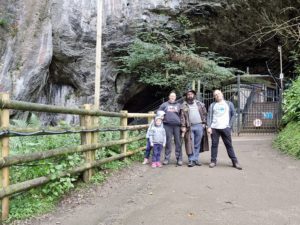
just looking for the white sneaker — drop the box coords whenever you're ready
[142,158,149,165]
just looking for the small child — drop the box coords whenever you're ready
[149,116,166,168]
[142,110,165,165]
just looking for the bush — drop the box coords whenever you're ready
[282,75,300,124]
[274,121,300,158]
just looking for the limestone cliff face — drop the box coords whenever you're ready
[0,0,298,121]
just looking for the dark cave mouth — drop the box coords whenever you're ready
[123,86,168,113]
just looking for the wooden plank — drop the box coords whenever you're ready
[0,136,145,168]
[120,111,128,154]
[94,0,103,108]
[0,99,124,117]
[0,93,10,220]
[0,124,149,137]
[127,113,155,118]
[80,104,93,182]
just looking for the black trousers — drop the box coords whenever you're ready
[164,124,182,161]
[210,127,238,164]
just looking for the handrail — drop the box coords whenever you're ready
[0,99,124,117]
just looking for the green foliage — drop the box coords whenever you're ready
[6,115,146,222]
[0,18,8,27]
[116,39,234,92]
[282,75,300,123]
[10,113,41,128]
[274,121,300,158]
[275,48,300,158]
[8,191,55,222]
[177,15,193,28]
[97,117,121,158]
[6,132,82,222]
[116,40,166,74]
[90,171,106,184]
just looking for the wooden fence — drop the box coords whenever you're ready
[0,93,155,220]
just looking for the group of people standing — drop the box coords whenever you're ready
[143,89,242,170]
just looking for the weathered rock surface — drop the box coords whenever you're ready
[0,0,298,122]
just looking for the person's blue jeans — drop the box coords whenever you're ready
[188,124,204,162]
[152,144,163,163]
[144,138,151,159]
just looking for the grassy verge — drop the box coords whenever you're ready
[274,121,300,159]
[2,117,146,223]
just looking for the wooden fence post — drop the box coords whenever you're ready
[80,104,94,182]
[120,110,128,154]
[91,105,98,163]
[0,93,10,220]
[148,111,154,124]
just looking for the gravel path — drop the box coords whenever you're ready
[16,135,300,225]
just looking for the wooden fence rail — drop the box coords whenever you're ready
[0,93,155,220]
[0,124,149,137]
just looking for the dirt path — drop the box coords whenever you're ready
[20,135,300,225]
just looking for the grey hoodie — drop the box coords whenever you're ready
[149,118,166,146]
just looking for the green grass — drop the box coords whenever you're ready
[274,121,300,158]
[2,117,146,223]
[0,18,8,27]
[7,190,57,222]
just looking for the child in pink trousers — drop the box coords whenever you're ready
[149,116,166,168]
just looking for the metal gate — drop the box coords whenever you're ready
[201,77,281,135]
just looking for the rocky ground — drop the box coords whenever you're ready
[13,135,300,225]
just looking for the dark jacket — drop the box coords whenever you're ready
[158,101,181,126]
[180,100,209,155]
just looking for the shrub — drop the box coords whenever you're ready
[274,121,300,158]
[282,75,300,124]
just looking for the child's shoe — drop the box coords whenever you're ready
[151,162,157,168]
[156,162,162,168]
[142,158,149,165]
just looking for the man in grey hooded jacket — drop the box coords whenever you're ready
[207,90,242,170]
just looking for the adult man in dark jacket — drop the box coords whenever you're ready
[207,89,242,170]
[181,90,208,167]
[158,91,182,166]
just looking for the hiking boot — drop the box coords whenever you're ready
[156,162,162,168]
[177,160,183,166]
[163,159,169,165]
[142,158,149,165]
[194,161,202,166]
[233,163,242,170]
[188,160,195,167]
[209,162,216,168]
[151,162,157,168]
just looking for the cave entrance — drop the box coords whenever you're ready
[123,86,166,113]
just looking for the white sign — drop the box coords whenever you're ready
[253,119,262,127]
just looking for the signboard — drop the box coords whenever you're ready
[253,119,262,127]
[263,112,273,119]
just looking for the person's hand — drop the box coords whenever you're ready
[181,127,186,133]
[150,143,153,147]
[207,128,212,134]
